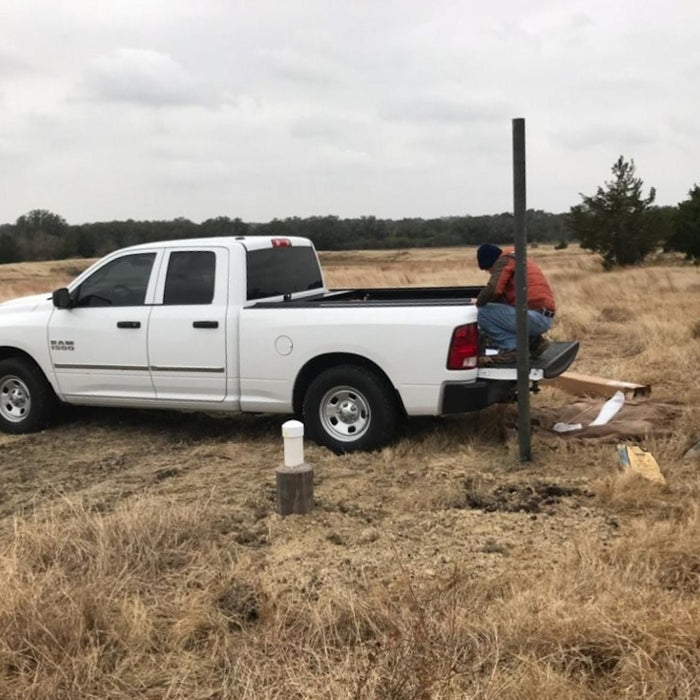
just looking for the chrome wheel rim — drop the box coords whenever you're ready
[319,385,371,442]
[0,375,31,423]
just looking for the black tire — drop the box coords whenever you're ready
[302,364,400,453]
[0,358,57,434]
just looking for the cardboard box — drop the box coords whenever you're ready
[549,371,651,400]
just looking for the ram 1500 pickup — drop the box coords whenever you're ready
[0,236,578,452]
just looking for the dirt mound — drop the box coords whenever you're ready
[461,478,590,514]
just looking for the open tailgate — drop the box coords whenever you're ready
[477,341,579,381]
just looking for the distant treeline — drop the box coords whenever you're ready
[0,209,572,263]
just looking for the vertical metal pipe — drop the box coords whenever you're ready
[512,118,531,462]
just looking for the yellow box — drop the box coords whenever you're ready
[617,444,666,484]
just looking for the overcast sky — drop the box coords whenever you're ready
[2,0,698,225]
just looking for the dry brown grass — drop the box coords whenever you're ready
[0,244,699,698]
[0,259,92,303]
[2,497,699,699]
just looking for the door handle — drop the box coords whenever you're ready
[117,321,141,329]
[193,321,219,329]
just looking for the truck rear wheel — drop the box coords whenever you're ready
[302,364,399,453]
[0,358,56,434]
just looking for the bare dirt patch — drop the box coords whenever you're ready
[460,478,590,514]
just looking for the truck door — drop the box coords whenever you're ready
[147,246,229,402]
[48,251,158,399]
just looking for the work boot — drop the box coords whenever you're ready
[529,335,550,358]
[478,349,518,366]
[478,333,499,355]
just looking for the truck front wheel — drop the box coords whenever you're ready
[302,364,399,453]
[0,358,56,434]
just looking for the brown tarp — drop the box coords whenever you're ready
[530,399,684,442]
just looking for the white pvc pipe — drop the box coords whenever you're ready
[282,419,305,467]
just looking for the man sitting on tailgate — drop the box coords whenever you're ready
[475,243,555,365]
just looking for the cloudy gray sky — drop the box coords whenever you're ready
[2,0,698,225]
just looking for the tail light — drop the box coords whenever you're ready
[271,238,292,247]
[447,323,479,369]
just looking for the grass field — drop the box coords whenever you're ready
[0,245,698,699]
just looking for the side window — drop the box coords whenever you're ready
[75,253,156,307]
[163,251,216,305]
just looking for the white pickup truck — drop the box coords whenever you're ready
[0,236,578,452]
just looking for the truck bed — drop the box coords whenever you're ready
[252,286,484,307]
[251,289,579,379]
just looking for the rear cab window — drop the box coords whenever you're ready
[246,244,323,300]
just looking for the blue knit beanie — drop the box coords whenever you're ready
[477,243,502,270]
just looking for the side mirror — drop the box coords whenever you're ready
[52,288,73,309]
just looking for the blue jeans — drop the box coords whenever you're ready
[477,303,553,351]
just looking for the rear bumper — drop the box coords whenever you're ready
[441,340,580,415]
[441,380,515,414]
